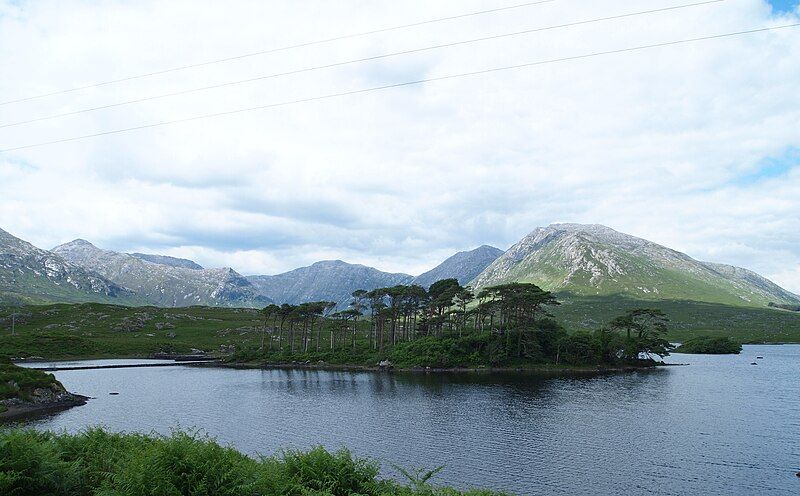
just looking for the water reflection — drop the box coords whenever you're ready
[16,345,800,496]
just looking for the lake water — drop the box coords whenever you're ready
[15,345,800,495]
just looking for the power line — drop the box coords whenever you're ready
[0,0,558,107]
[0,0,725,130]
[2,23,797,153]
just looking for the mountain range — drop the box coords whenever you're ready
[51,239,269,308]
[1,224,798,310]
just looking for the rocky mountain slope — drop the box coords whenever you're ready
[0,228,134,305]
[130,253,203,270]
[52,240,269,308]
[412,245,504,288]
[471,223,800,307]
[247,260,412,308]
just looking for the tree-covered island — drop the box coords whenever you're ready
[232,279,674,370]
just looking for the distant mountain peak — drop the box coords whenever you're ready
[1,228,133,305]
[412,245,505,289]
[247,261,412,308]
[471,224,800,307]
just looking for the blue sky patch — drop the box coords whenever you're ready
[732,147,798,186]
[768,0,798,12]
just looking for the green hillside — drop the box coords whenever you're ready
[472,224,800,308]
[2,298,800,361]
[552,294,800,343]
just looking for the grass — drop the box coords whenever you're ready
[0,303,265,359]
[0,428,505,495]
[0,358,62,402]
[552,294,800,343]
[1,296,800,362]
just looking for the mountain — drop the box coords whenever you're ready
[0,228,134,305]
[471,223,800,307]
[248,260,413,308]
[52,240,270,308]
[412,245,504,288]
[131,253,203,270]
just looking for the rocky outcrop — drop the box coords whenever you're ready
[0,381,88,421]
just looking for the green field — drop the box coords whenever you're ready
[0,303,265,359]
[552,294,800,343]
[1,297,799,361]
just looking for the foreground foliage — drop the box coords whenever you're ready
[0,428,504,496]
[674,336,742,354]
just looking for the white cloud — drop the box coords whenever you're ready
[1,0,799,292]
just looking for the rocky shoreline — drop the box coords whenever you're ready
[0,384,89,421]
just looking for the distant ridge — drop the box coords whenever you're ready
[2,224,797,310]
[412,245,504,288]
[0,228,135,305]
[131,253,203,270]
[52,239,269,308]
[247,260,412,308]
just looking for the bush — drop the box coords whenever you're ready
[0,429,509,496]
[675,336,742,354]
[0,360,62,401]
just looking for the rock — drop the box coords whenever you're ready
[166,332,176,338]
[378,360,393,369]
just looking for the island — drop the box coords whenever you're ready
[674,336,742,354]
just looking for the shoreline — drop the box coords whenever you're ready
[0,394,89,422]
[196,360,677,375]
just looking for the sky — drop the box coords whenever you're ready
[1,0,799,292]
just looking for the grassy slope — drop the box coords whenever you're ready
[2,296,800,361]
[0,271,144,307]
[0,303,266,359]
[497,241,794,307]
[552,294,800,343]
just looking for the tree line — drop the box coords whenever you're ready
[254,279,673,367]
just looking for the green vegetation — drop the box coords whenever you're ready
[0,428,504,495]
[552,294,800,344]
[674,336,742,354]
[233,281,673,369]
[0,357,62,403]
[2,284,798,362]
[0,304,266,359]
[768,302,800,312]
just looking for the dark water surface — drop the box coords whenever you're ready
[18,345,800,495]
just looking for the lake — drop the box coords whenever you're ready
[16,345,800,495]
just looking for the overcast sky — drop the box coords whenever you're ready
[1,0,799,291]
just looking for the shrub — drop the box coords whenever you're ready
[0,429,509,496]
[675,336,742,354]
